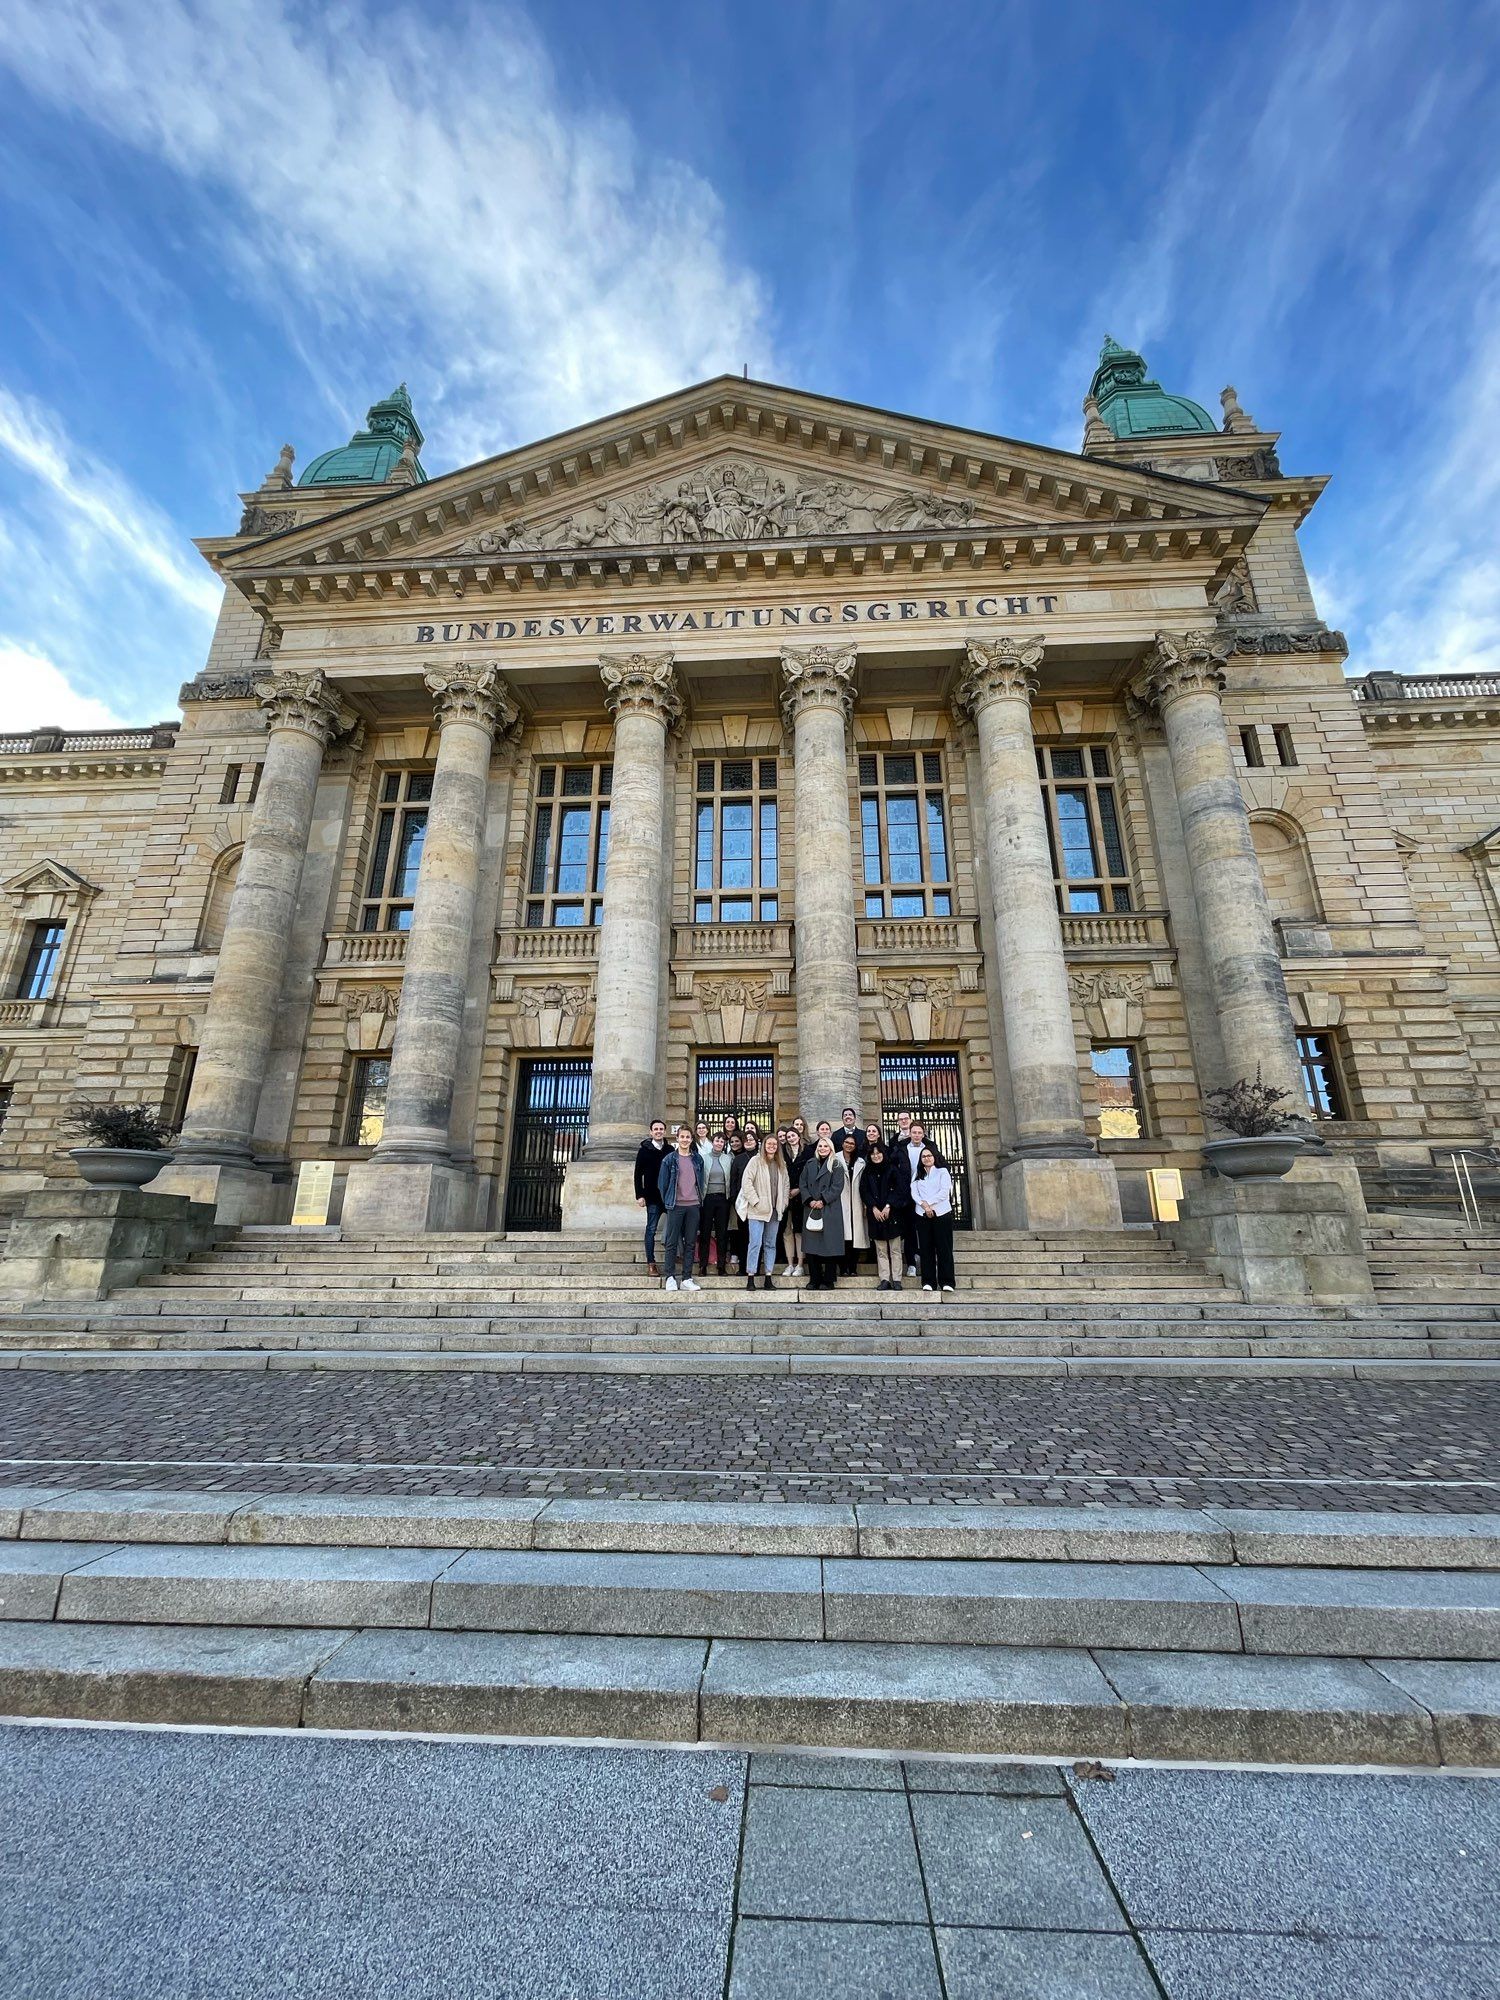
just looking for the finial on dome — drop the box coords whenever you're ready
[1082,394,1112,451]
[264,443,295,489]
[1221,385,1257,435]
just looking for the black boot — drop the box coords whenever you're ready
[745,1276,756,1291]
[762,1274,775,1290]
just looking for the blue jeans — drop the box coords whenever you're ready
[746,1217,778,1275]
[642,1201,663,1264]
[662,1204,700,1282]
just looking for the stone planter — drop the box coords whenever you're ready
[68,1146,174,1190]
[1203,1134,1305,1183]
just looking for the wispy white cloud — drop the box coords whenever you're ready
[0,0,774,466]
[0,640,128,731]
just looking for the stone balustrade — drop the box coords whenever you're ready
[1059,910,1172,952]
[0,999,47,1029]
[855,916,980,958]
[673,922,793,962]
[322,930,409,968]
[497,926,600,964]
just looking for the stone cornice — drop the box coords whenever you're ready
[952,636,1046,718]
[780,643,857,728]
[1355,672,1500,731]
[0,754,171,784]
[423,660,521,738]
[599,652,683,730]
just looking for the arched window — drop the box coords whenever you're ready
[1250,815,1320,927]
[196,847,242,953]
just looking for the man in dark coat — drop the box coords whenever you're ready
[633,1118,670,1274]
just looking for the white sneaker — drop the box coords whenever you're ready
[906,1265,918,1277]
[941,1284,956,1294]
[664,1277,678,1292]
[922,1284,934,1293]
[682,1279,701,1292]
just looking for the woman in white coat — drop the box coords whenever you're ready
[837,1133,869,1277]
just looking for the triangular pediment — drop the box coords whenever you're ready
[3,858,98,902]
[213,374,1265,580]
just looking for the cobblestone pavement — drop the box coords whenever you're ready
[5,1726,1498,1999]
[0,1371,1496,1510]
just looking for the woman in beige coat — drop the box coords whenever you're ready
[737,1135,790,1291]
[837,1134,870,1277]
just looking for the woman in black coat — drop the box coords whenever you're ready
[798,1138,846,1290]
[860,1141,909,1291]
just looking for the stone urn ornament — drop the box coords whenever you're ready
[1201,1070,1306,1182]
[66,1099,177,1189]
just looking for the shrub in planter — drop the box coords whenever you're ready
[1202,1069,1305,1182]
[67,1100,178,1188]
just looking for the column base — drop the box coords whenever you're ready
[1174,1177,1374,1304]
[560,1156,642,1234]
[998,1154,1123,1231]
[340,1156,480,1235]
[145,1158,283,1226]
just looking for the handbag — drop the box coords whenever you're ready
[803,1207,824,1233]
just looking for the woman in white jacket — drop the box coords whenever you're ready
[837,1133,869,1277]
[736,1135,790,1291]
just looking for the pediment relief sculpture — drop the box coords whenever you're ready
[449,457,1001,558]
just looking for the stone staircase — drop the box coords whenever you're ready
[0,1224,1496,1377]
[1365,1222,1500,1307]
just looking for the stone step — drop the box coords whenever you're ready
[5,1537,1498,1659]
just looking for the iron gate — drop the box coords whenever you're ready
[504,1057,592,1232]
[694,1053,775,1134]
[878,1049,972,1227]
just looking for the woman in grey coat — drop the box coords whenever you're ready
[799,1136,847,1290]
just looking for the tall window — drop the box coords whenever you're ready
[360,769,433,931]
[1092,1045,1146,1138]
[345,1055,391,1146]
[1298,1033,1347,1120]
[694,758,778,922]
[1037,744,1132,913]
[859,751,952,918]
[525,763,612,928]
[17,921,65,1000]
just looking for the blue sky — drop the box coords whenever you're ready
[0,0,1495,727]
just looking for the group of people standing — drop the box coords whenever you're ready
[632,1108,958,1297]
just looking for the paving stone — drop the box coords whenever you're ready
[0,1619,353,1726]
[433,1549,823,1639]
[535,1499,857,1556]
[856,1502,1232,1563]
[1096,1649,1437,1765]
[911,1792,1127,1930]
[702,1639,1128,1758]
[824,1556,1241,1650]
[937,1926,1160,1998]
[1139,1933,1499,2000]
[1369,1658,1500,1766]
[1209,1508,1500,1568]
[729,1919,941,1999]
[0,1486,76,1538]
[903,1757,1065,1794]
[21,1488,263,1544]
[228,1494,547,1548]
[0,1543,112,1621]
[1201,1565,1500,1659]
[55,1544,459,1629]
[304,1627,706,1740]
[737,1784,928,1921]
[748,1752,903,1788]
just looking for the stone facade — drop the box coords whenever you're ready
[0,376,1495,1232]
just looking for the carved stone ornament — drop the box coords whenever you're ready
[515,979,594,1016]
[1214,448,1282,481]
[179,673,259,704]
[1226,624,1348,659]
[343,984,400,1023]
[254,619,283,661]
[238,503,291,538]
[1070,969,1147,1040]
[694,976,772,1010]
[255,668,351,746]
[1213,560,1257,617]
[1129,630,1233,716]
[599,652,682,730]
[424,660,521,738]
[779,643,857,727]
[450,457,997,557]
[881,974,955,1010]
[952,636,1046,720]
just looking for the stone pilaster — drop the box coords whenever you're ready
[1130,629,1302,1103]
[954,638,1121,1229]
[561,653,681,1231]
[152,669,350,1223]
[342,662,519,1234]
[781,643,862,1121]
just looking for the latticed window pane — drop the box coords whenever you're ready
[926,797,949,882]
[858,750,954,917]
[885,753,917,785]
[722,759,753,791]
[695,804,714,890]
[1095,786,1126,877]
[692,756,779,920]
[556,806,592,892]
[1052,747,1086,779]
[721,801,753,888]
[361,769,435,931]
[759,801,779,889]
[393,814,427,896]
[1055,790,1098,878]
[858,754,878,786]
[1037,744,1133,916]
[346,1055,391,1147]
[561,766,592,797]
[529,806,553,894]
[524,764,611,927]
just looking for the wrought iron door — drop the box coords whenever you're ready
[878,1050,972,1228]
[504,1057,592,1232]
[695,1053,775,1133]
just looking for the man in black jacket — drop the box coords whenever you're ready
[633,1119,670,1275]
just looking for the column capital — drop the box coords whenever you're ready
[423,660,520,739]
[255,668,351,746]
[1130,628,1233,716]
[779,642,857,729]
[952,636,1046,721]
[599,652,682,731]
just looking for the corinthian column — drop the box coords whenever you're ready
[954,638,1121,1230]
[560,653,681,1231]
[153,669,351,1223]
[782,643,862,1120]
[342,662,518,1234]
[1130,630,1301,1102]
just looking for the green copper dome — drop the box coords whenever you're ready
[1088,337,1218,440]
[299,383,428,486]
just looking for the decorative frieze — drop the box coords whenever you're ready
[1225,624,1348,658]
[1070,970,1148,1040]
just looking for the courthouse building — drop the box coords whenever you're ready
[1,347,1497,1235]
